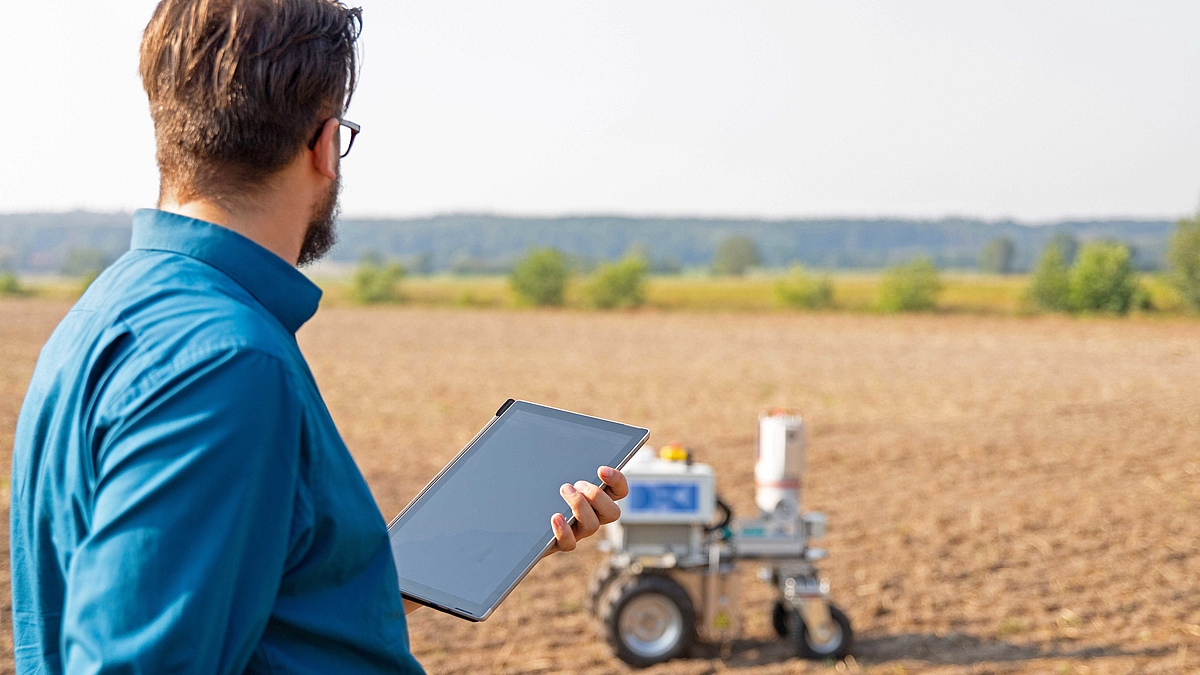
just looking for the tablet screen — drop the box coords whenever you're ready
[387,401,648,619]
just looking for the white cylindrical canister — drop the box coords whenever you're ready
[754,411,805,517]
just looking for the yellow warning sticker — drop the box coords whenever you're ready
[714,610,731,629]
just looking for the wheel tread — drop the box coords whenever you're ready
[598,573,697,668]
[788,603,854,660]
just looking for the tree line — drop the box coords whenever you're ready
[348,211,1200,315]
[1,212,1173,274]
[8,212,1199,316]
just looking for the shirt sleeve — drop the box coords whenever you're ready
[62,349,302,675]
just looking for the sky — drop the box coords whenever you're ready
[2,1,1198,221]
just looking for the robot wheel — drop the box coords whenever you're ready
[598,573,697,668]
[772,600,854,660]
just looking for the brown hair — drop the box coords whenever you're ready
[139,0,361,205]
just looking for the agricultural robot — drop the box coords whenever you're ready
[589,411,853,668]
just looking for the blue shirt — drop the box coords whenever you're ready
[10,210,424,675]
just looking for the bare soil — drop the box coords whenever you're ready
[1,299,1197,674]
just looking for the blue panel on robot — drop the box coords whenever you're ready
[627,483,700,514]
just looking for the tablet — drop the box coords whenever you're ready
[387,399,649,621]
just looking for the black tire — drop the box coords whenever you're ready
[786,602,853,660]
[771,600,790,637]
[598,573,697,668]
[585,562,621,616]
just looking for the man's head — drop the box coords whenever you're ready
[140,0,361,264]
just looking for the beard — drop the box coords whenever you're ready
[297,174,341,267]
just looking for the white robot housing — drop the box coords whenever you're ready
[593,411,849,668]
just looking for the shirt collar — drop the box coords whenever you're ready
[131,209,322,334]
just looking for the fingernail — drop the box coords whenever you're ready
[561,483,576,495]
[599,466,614,479]
[574,480,590,492]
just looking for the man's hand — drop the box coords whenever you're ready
[551,466,629,553]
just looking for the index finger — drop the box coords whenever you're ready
[598,466,628,500]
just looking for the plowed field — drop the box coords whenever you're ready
[1,299,1196,674]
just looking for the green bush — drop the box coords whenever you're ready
[1068,241,1139,314]
[61,248,113,278]
[1026,245,1071,311]
[0,272,23,296]
[1167,213,1200,311]
[774,265,834,309]
[353,254,406,304]
[711,236,761,276]
[978,237,1016,274]
[510,248,568,306]
[877,258,941,312]
[586,255,648,309]
[61,248,114,294]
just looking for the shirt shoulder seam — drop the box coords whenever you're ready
[101,336,300,419]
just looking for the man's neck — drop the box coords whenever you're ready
[159,194,308,266]
[157,140,336,266]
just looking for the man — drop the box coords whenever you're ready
[9,1,627,673]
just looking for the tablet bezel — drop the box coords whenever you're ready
[387,400,649,621]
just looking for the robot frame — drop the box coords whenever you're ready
[588,411,853,668]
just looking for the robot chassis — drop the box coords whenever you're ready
[589,412,853,668]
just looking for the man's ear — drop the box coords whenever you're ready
[311,118,340,180]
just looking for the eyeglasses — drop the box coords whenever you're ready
[308,118,361,158]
